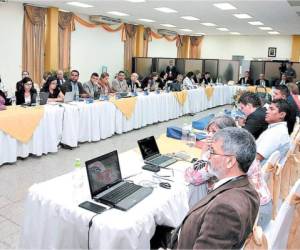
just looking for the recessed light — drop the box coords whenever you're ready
[180,16,199,21]
[201,22,217,27]
[233,14,252,19]
[217,28,229,31]
[67,2,93,8]
[230,32,241,35]
[248,21,264,26]
[59,9,70,12]
[259,27,272,30]
[195,32,206,35]
[154,7,177,13]
[179,28,192,32]
[126,0,145,2]
[213,3,236,10]
[160,24,176,28]
[268,31,280,35]
[138,18,155,23]
[107,11,129,16]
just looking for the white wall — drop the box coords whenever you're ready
[202,35,292,60]
[0,2,23,95]
[71,17,124,83]
[148,38,177,58]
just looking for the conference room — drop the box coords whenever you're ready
[1,0,300,249]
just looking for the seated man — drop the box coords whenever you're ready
[168,74,183,92]
[83,72,101,99]
[177,127,259,249]
[183,72,196,90]
[274,73,290,86]
[111,71,128,92]
[60,70,89,98]
[200,72,211,84]
[98,72,114,95]
[255,73,270,87]
[238,92,268,139]
[256,99,291,166]
[127,73,142,91]
[238,71,254,85]
[56,70,65,86]
[141,72,159,91]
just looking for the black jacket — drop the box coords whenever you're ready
[238,77,254,85]
[243,107,268,139]
[60,80,86,95]
[15,89,37,105]
[255,79,270,87]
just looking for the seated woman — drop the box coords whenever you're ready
[15,77,37,105]
[141,72,160,91]
[0,89,10,106]
[185,115,272,229]
[183,71,196,90]
[168,74,183,92]
[157,71,168,90]
[41,76,64,102]
[0,93,6,110]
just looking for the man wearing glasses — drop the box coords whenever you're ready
[61,69,89,99]
[177,128,259,249]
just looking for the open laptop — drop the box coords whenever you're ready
[64,92,74,103]
[137,136,177,168]
[85,150,153,211]
[39,92,49,105]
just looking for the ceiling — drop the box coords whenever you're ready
[10,0,300,35]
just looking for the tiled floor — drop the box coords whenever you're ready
[0,105,229,249]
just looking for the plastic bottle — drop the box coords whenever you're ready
[75,89,80,102]
[72,158,84,204]
[182,123,189,144]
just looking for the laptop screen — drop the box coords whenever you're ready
[137,136,160,160]
[85,150,122,198]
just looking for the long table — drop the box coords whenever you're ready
[19,135,208,249]
[0,85,240,165]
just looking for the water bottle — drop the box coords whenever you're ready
[11,95,16,106]
[72,158,84,204]
[75,89,80,102]
[182,123,189,144]
[128,85,132,93]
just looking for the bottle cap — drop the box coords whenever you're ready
[74,158,81,168]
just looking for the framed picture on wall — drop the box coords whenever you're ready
[268,47,277,57]
[102,66,108,73]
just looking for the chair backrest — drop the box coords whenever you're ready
[267,179,300,250]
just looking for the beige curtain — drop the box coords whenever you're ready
[123,24,137,74]
[58,12,74,71]
[189,36,203,59]
[22,5,46,84]
[176,35,184,58]
[176,35,190,58]
[143,27,152,57]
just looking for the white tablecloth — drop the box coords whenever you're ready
[0,105,64,165]
[0,86,241,165]
[19,150,193,249]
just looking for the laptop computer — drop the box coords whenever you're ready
[85,150,153,211]
[137,136,177,168]
[64,92,74,103]
[39,92,49,105]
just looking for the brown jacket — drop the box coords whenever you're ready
[177,176,259,249]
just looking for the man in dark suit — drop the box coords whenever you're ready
[166,59,177,80]
[255,73,270,87]
[238,71,254,85]
[60,69,89,98]
[274,73,290,86]
[238,92,268,139]
[177,128,259,249]
[200,72,212,84]
[56,70,65,87]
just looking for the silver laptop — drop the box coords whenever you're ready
[64,92,74,103]
[137,136,177,168]
[85,150,153,211]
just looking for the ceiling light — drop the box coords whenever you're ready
[67,2,93,8]
[195,32,206,35]
[213,3,236,10]
[107,11,129,16]
[126,0,145,2]
[259,27,273,30]
[230,32,241,35]
[268,31,280,35]
[179,29,192,32]
[154,7,177,13]
[180,16,199,21]
[160,24,176,28]
[233,14,252,19]
[217,28,229,31]
[138,18,155,23]
[201,22,217,27]
[248,21,264,26]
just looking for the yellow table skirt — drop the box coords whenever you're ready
[205,86,215,100]
[173,90,188,106]
[0,106,44,143]
[110,97,137,119]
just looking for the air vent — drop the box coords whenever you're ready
[288,1,300,6]
[89,15,122,25]
[157,29,177,36]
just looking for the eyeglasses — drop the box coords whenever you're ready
[208,145,235,158]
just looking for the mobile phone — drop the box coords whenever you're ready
[79,201,107,214]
